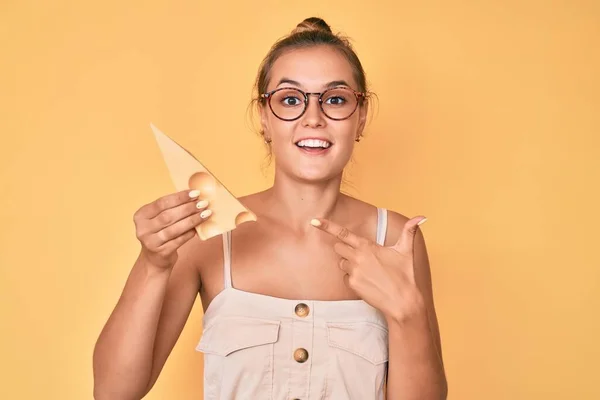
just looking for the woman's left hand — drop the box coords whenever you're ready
[311,216,428,322]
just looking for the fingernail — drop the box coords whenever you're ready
[200,209,212,219]
[310,219,321,227]
[189,190,200,198]
[417,218,427,226]
[196,200,209,209]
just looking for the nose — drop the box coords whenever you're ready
[301,93,326,128]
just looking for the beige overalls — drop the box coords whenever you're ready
[196,208,390,399]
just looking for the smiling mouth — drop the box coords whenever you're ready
[295,139,332,151]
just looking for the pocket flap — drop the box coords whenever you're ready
[326,321,389,365]
[196,316,280,356]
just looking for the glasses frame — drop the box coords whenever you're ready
[260,86,366,121]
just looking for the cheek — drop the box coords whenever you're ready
[333,119,360,141]
[266,116,292,137]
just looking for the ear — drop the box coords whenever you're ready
[356,101,369,139]
[259,103,270,139]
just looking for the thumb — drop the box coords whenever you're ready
[393,216,427,254]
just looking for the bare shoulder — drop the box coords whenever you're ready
[186,191,267,289]
[175,230,219,276]
[339,195,413,245]
[382,209,413,246]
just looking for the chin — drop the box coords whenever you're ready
[274,148,351,184]
[291,168,343,184]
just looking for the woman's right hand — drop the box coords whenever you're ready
[133,189,210,270]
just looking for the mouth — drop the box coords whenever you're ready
[295,139,333,155]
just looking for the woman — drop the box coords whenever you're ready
[93,17,447,400]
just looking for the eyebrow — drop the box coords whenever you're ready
[275,78,352,90]
[276,78,302,88]
[325,80,351,89]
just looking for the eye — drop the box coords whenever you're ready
[281,96,303,107]
[325,95,346,106]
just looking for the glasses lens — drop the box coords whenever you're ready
[269,88,306,120]
[321,88,358,120]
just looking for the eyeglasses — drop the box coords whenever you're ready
[260,87,366,121]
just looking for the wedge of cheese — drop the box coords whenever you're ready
[150,123,256,240]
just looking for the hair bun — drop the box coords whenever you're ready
[292,17,332,34]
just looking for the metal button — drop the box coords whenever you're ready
[293,348,309,363]
[294,303,309,317]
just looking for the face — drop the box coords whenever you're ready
[260,45,368,183]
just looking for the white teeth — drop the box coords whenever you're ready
[297,139,331,148]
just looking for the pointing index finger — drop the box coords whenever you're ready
[310,218,362,248]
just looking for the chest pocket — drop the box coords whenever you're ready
[326,321,389,364]
[325,320,389,397]
[196,316,280,400]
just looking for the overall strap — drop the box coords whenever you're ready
[222,231,233,288]
[376,208,388,246]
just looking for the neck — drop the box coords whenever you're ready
[263,170,344,231]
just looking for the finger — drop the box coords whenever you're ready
[149,199,210,234]
[149,208,211,248]
[333,241,357,262]
[157,228,197,254]
[393,216,427,254]
[136,189,202,220]
[342,272,351,288]
[310,218,363,248]
[338,257,354,273]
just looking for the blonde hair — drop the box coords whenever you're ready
[253,17,369,109]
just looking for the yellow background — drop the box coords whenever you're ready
[1,1,599,399]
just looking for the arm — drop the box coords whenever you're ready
[92,241,200,400]
[310,210,447,399]
[385,212,447,399]
[93,190,209,400]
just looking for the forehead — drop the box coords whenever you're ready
[267,45,357,91]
